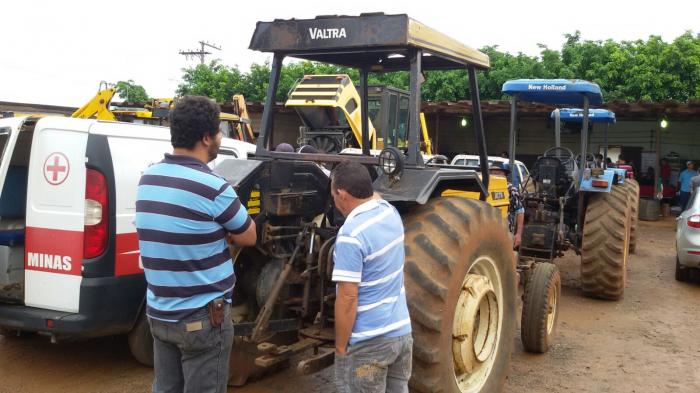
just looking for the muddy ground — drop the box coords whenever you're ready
[1,218,699,393]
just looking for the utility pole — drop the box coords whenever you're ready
[179,41,221,64]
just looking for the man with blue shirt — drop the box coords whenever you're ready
[135,96,257,393]
[677,161,697,210]
[331,161,412,393]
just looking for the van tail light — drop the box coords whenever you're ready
[84,168,108,258]
[687,214,700,229]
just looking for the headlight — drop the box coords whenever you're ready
[378,147,404,178]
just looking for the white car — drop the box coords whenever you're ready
[676,192,700,282]
[451,154,530,188]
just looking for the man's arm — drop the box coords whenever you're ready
[514,211,524,249]
[335,282,358,355]
[227,221,257,247]
[215,184,257,247]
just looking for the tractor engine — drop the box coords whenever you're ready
[213,158,339,333]
[521,156,574,260]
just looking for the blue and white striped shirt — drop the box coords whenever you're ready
[332,199,411,345]
[135,154,251,322]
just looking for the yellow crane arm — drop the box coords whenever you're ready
[72,85,117,121]
[419,112,433,156]
[232,94,255,142]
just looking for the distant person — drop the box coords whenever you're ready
[595,154,604,168]
[640,166,655,186]
[275,143,295,152]
[616,154,627,165]
[490,163,524,249]
[605,157,614,168]
[660,158,672,187]
[690,172,700,197]
[677,161,697,210]
[501,150,509,159]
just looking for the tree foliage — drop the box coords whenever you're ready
[176,31,700,103]
[115,80,150,102]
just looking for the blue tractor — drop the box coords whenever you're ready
[502,79,634,353]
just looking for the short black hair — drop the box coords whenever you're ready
[169,96,220,149]
[331,161,373,199]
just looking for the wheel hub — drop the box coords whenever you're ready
[453,273,499,383]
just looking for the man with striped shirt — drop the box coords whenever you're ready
[331,161,412,393]
[135,96,256,393]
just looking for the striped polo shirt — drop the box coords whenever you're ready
[332,199,411,345]
[134,154,251,322]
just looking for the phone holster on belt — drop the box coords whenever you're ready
[208,298,225,328]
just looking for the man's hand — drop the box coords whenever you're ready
[513,232,522,249]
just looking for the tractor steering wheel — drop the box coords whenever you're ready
[543,146,575,166]
[574,152,597,168]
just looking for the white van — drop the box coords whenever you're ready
[451,154,530,188]
[0,116,253,363]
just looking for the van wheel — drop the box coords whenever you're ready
[521,262,560,353]
[128,310,154,367]
[403,197,517,393]
[675,258,691,282]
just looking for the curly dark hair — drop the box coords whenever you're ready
[169,96,220,149]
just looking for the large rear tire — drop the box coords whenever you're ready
[621,179,639,253]
[403,197,517,393]
[521,262,560,353]
[580,187,632,300]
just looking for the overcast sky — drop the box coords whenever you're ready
[1,0,697,107]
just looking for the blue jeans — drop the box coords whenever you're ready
[335,334,413,393]
[148,305,234,393]
[679,191,691,210]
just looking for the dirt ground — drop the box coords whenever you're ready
[1,218,699,393]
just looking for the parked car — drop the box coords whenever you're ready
[451,154,530,188]
[676,192,700,282]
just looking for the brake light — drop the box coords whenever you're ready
[688,215,700,229]
[84,168,108,258]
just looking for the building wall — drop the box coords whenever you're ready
[427,114,700,168]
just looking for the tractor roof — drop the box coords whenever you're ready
[552,108,616,123]
[248,13,490,71]
[502,79,603,105]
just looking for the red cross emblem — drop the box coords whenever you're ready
[43,152,70,185]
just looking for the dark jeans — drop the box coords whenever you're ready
[335,334,413,393]
[148,305,234,393]
[680,191,691,210]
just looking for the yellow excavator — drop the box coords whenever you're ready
[285,74,434,155]
[72,82,255,143]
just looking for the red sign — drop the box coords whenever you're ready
[43,152,70,185]
[25,227,83,276]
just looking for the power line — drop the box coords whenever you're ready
[179,41,222,64]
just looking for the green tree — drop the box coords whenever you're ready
[175,31,700,104]
[115,80,150,102]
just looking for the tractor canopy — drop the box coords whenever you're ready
[502,79,603,105]
[551,108,616,123]
[249,13,490,71]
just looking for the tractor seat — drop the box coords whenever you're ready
[531,156,571,197]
